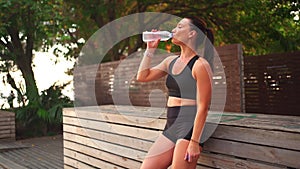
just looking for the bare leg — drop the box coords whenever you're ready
[171,139,200,169]
[140,134,175,169]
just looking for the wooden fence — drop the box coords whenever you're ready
[75,44,244,113]
[75,45,300,116]
[63,105,300,169]
[244,51,300,116]
[0,111,15,141]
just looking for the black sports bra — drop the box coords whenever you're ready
[166,55,199,100]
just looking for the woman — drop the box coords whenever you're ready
[137,16,214,169]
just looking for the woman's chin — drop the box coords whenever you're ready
[172,38,185,46]
[171,38,180,45]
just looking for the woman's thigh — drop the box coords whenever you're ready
[140,134,175,169]
[171,139,199,169]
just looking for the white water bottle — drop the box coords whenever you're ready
[142,31,173,42]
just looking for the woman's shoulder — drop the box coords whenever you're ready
[192,57,212,75]
[195,56,210,67]
[162,55,179,64]
[165,54,178,60]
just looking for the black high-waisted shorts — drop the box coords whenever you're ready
[162,106,204,147]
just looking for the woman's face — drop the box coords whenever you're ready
[171,18,193,46]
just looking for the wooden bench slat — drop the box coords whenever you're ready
[199,152,286,169]
[0,134,15,140]
[64,140,141,169]
[0,130,13,135]
[205,138,300,168]
[64,132,146,161]
[0,118,14,123]
[64,148,126,169]
[0,125,15,130]
[219,112,300,133]
[212,125,300,150]
[63,116,160,141]
[66,108,166,130]
[65,105,300,133]
[64,156,93,169]
[0,111,15,141]
[0,112,15,118]
[64,124,153,151]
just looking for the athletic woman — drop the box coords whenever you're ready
[137,16,214,169]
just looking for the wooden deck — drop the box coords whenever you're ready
[63,105,300,169]
[0,135,63,169]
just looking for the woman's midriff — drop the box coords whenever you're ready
[167,96,197,107]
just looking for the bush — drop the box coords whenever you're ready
[15,83,73,139]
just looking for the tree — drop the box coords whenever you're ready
[64,0,154,62]
[0,0,73,106]
[64,0,299,61]
[156,0,299,55]
[0,0,75,135]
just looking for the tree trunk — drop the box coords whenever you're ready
[5,8,40,106]
[6,29,40,106]
[16,53,40,106]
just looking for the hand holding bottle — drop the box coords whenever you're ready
[145,29,161,56]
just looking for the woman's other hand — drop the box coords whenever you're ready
[184,141,201,163]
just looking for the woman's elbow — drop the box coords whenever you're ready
[136,75,147,82]
[136,76,143,82]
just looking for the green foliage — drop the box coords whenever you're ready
[63,0,299,60]
[0,0,75,107]
[0,0,68,51]
[15,83,73,136]
[16,83,73,124]
[39,83,73,123]
[206,0,299,55]
[63,0,160,62]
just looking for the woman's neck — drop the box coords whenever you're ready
[180,45,197,61]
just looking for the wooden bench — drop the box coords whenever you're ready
[63,105,300,169]
[0,111,15,141]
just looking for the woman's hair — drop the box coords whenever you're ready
[185,16,215,71]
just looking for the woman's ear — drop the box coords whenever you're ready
[188,30,197,39]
